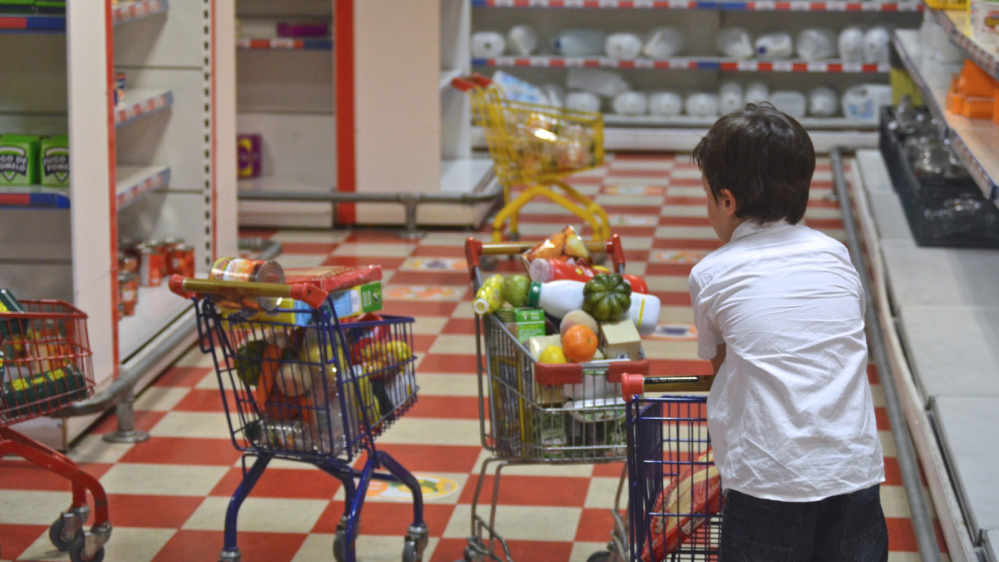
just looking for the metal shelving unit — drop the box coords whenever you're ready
[473,0,922,10]
[236,37,332,50]
[474,55,890,72]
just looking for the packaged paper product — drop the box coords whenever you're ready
[808,86,839,117]
[685,93,719,117]
[541,83,566,108]
[842,84,892,120]
[553,30,607,56]
[718,82,744,114]
[769,91,807,118]
[492,71,549,104]
[567,68,631,97]
[471,31,506,58]
[605,33,643,60]
[716,27,754,59]
[649,91,684,116]
[838,26,865,63]
[507,24,539,56]
[754,32,794,60]
[744,82,769,105]
[795,28,838,61]
[612,92,648,115]
[566,91,602,113]
[863,27,891,64]
[643,26,685,59]
[970,0,999,46]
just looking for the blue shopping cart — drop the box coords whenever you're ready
[170,276,427,562]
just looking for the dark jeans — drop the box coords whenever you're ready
[719,484,889,562]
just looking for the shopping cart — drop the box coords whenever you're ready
[169,277,428,562]
[452,74,610,244]
[462,235,647,562]
[0,300,110,562]
[613,373,719,562]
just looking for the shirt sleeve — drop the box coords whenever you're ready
[689,273,723,360]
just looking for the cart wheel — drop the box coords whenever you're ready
[586,552,611,562]
[49,517,77,551]
[68,536,105,562]
[403,538,422,562]
[333,530,348,562]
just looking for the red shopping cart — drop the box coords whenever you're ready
[0,300,110,562]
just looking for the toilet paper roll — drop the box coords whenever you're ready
[553,30,607,56]
[507,24,539,56]
[685,93,720,117]
[612,92,648,115]
[606,33,643,60]
[863,27,891,64]
[567,68,631,97]
[744,82,770,105]
[643,26,686,59]
[755,32,794,60]
[649,91,684,116]
[838,27,865,63]
[716,27,754,59]
[770,91,807,118]
[566,91,602,113]
[471,32,506,58]
[796,28,838,61]
[719,82,744,114]
[842,84,892,120]
[808,86,839,117]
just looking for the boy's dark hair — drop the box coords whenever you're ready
[692,103,815,225]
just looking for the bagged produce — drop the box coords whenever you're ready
[643,26,685,59]
[716,27,754,59]
[606,33,643,60]
[521,226,592,266]
[612,92,649,115]
[649,91,684,116]
[507,24,539,56]
[471,31,506,58]
[755,31,794,60]
[796,28,838,61]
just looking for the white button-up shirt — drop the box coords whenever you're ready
[689,220,884,502]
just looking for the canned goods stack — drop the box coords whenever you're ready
[117,237,196,319]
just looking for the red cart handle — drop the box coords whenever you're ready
[621,373,715,402]
[168,276,329,309]
[451,73,494,92]
[464,234,626,282]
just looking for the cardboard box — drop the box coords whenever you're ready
[329,281,382,318]
[40,136,69,187]
[600,319,642,361]
[0,135,40,186]
[496,307,545,344]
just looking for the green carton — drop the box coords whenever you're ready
[0,0,34,13]
[496,307,546,344]
[40,135,69,187]
[0,134,40,186]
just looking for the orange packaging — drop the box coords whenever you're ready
[993,87,999,124]
[959,60,996,98]
[520,226,591,271]
[962,96,995,119]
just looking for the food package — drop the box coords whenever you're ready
[238,134,262,179]
[718,82,744,115]
[842,84,893,120]
[0,134,40,186]
[863,27,891,64]
[685,93,719,117]
[754,32,794,60]
[796,28,838,61]
[838,26,865,63]
[612,92,649,115]
[643,26,685,59]
[809,86,839,117]
[471,31,506,58]
[744,81,770,105]
[327,281,382,319]
[649,91,684,116]
[552,29,608,56]
[716,27,754,59]
[563,369,621,401]
[473,275,505,315]
[521,226,592,269]
[495,307,546,344]
[528,335,563,360]
[567,68,631,98]
[283,265,382,292]
[1,365,88,421]
[492,70,549,104]
[605,33,643,60]
[40,135,69,187]
[600,318,642,361]
[507,24,539,56]
[770,91,807,119]
[639,449,722,562]
[566,91,602,113]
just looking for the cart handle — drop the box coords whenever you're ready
[451,73,493,92]
[168,276,329,309]
[464,234,626,281]
[621,373,715,402]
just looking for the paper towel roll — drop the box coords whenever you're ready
[643,26,685,59]
[606,33,643,60]
[863,27,891,64]
[842,84,892,120]
[471,32,506,58]
[685,93,720,117]
[613,92,649,115]
[507,24,539,56]
[553,30,607,56]
[567,68,631,97]
[566,92,602,113]
[719,82,744,114]
[717,27,754,59]
[745,82,770,105]
[808,86,839,117]
[755,32,794,60]
[649,91,684,116]
[770,91,807,118]
[796,28,838,61]
[838,27,865,63]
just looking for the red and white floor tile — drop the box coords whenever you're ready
[0,153,948,561]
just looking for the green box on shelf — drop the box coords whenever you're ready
[34,0,67,13]
[0,134,40,186]
[40,135,69,187]
[0,0,35,13]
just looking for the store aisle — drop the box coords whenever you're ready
[0,153,946,562]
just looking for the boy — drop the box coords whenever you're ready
[689,104,887,562]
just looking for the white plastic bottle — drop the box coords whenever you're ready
[525,280,661,336]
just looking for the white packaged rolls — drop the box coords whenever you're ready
[770,91,807,118]
[649,91,684,116]
[716,27,755,59]
[719,82,744,114]
[755,32,794,60]
[808,87,839,117]
[796,28,838,61]
[686,93,720,117]
[471,32,506,58]
[507,24,539,56]
[566,91,602,113]
[838,27,865,63]
[841,84,892,120]
[643,26,686,59]
[553,30,607,56]
[744,82,770,105]
[863,27,891,64]
[606,33,643,60]
[612,92,649,115]
[567,68,631,97]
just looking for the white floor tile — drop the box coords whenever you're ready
[443,504,581,541]
[182,496,329,533]
[149,411,233,440]
[100,463,229,496]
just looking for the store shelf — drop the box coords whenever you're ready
[604,114,878,128]
[113,0,168,26]
[441,68,463,91]
[0,185,69,209]
[118,283,193,361]
[893,29,999,200]
[472,0,920,9]
[238,175,333,195]
[114,89,174,128]
[236,37,333,50]
[0,13,64,32]
[931,8,999,81]
[473,56,890,72]
[116,165,170,210]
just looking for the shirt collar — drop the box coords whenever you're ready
[730,219,791,242]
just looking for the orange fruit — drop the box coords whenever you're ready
[561,324,599,363]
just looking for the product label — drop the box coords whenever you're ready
[42,147,69,183]
[0,148,28,182]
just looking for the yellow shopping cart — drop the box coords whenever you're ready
[453,74,611,244]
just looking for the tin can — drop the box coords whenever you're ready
[162,236,185,250]
[120,238,141,258]
[209,257,285,311]
[170,244,196,277]
[138,246,164,287]
[118,272,139,318]
[119,252,139,275]
[114,72,126,106]
[145,240,172,276]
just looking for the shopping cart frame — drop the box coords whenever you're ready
[171,277,428,562]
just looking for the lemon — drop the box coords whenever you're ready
[538,345,567,365]
[384,341,413,363]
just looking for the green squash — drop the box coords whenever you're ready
[582,273,632,321]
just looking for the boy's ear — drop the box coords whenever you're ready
[718,188,738,217]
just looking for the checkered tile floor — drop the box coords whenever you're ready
[0,153,949,561]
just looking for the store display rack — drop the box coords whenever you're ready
[113,89,174,127]
[0,0,168,33]
[475,56,890,72]
[473,0,921,10]
[116,165,170,210]
[892,29,999,201]
[0,186,70,209]
[930,9,999,80]
[112,0,169,26]
[236,37,333,50]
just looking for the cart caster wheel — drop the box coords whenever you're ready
[586,552,611,562]
[461,545,485,562]
[69,536,105,562]
[333,529,348,562]
[49,517,78,551]
[403,538,423,562]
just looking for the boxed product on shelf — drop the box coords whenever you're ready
[237,134,261,179]
[0,0,33,13]
[0,134,40,186]
[33,0,65,14]
[40,135,69,187]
